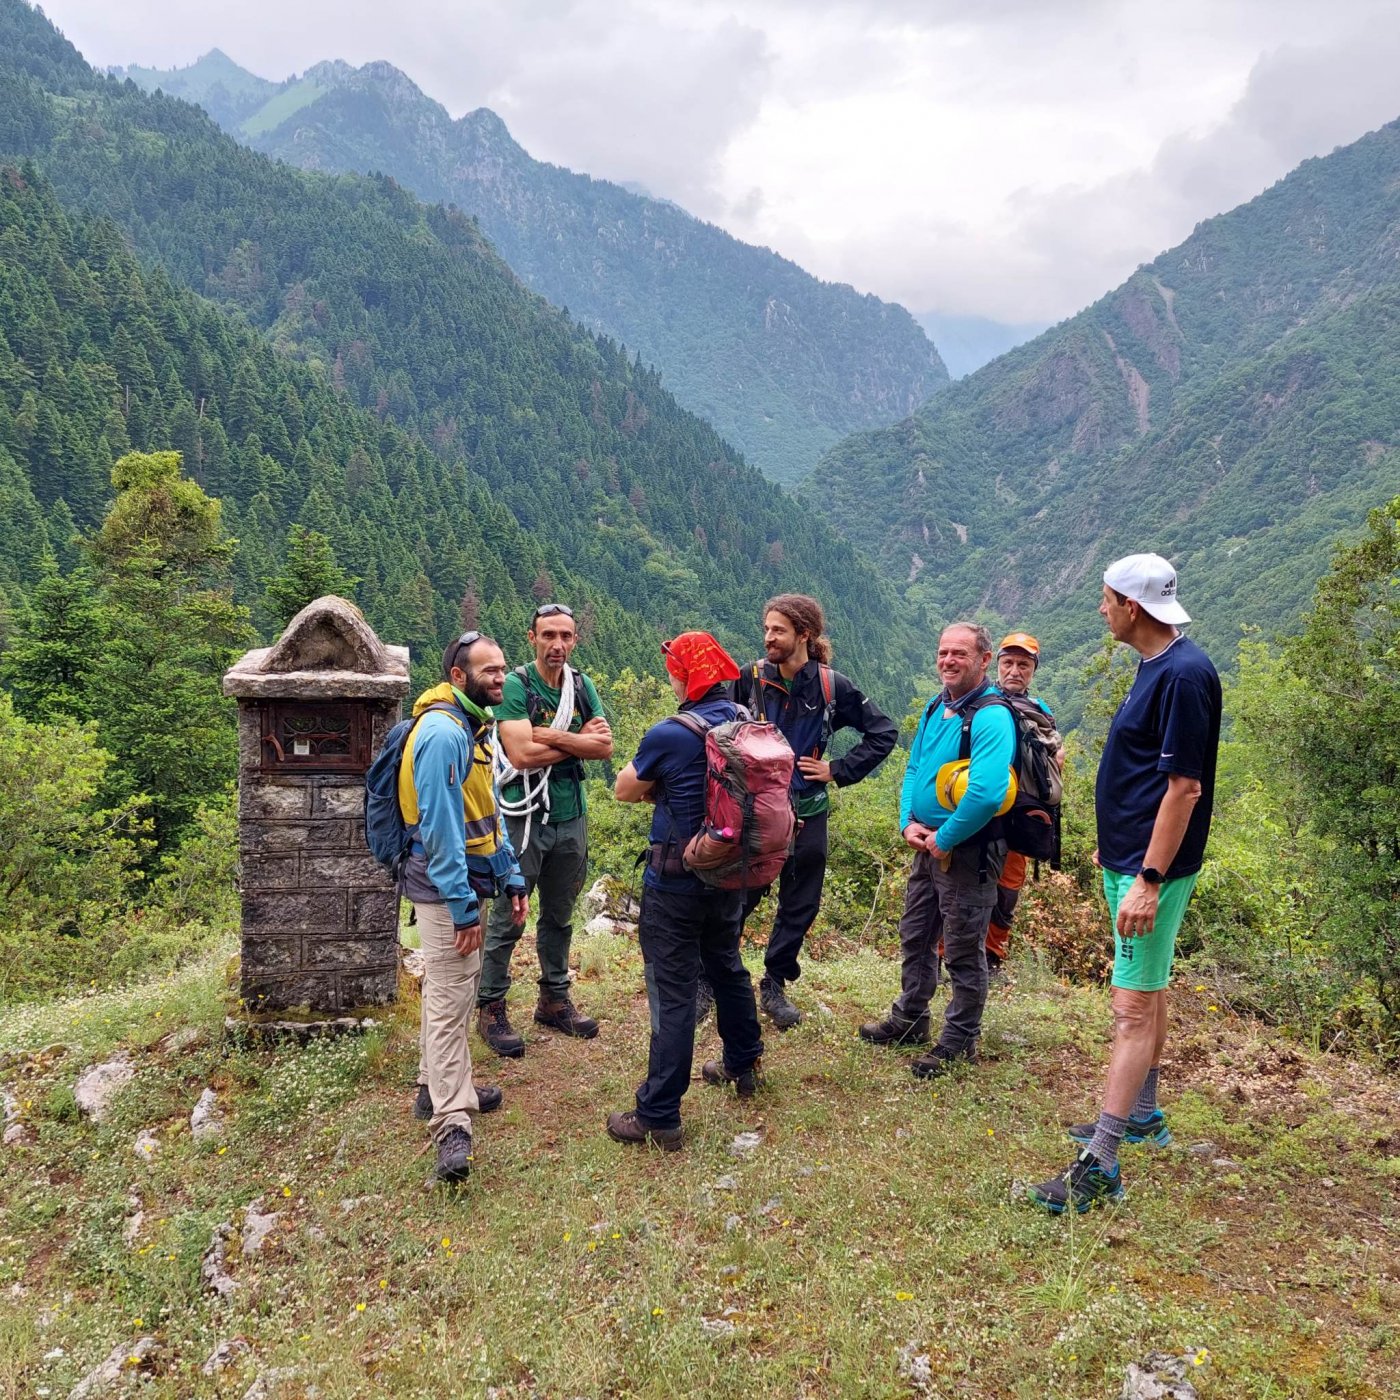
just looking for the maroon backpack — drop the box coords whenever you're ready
[668,713,797,889]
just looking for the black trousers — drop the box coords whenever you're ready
[635,884,765,1130]
[742,808,828,984]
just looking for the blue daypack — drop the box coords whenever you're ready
[364,701,461,878]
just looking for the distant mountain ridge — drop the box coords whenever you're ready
[115,50,949,485]
[806,116,1400,713]
[1,0,921,702]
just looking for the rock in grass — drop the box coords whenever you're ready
[201,1222,240,1299]
[133,1129,160,1161]
[68,1335,157,1398]
[200,1337,251,1376]
[190,1088,222,1143]
[897,1340,932,1390]
[73,1056,134,1123]
[729,1131,763,1157]
[241,1198,281,1256]
[1120,1351,1200,1399]
[701,1317,737,1338]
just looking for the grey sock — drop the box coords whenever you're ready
[1087,1112,1129,1171]
[1132,1067,1160,1121]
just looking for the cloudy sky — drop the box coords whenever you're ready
[40,0,1400,324]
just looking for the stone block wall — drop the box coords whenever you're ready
[237,701,402,1013]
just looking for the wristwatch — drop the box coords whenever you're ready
[1138,866,1164,885]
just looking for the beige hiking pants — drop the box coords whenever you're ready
[414,900,482,1141]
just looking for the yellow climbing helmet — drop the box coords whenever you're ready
[934,759,1018,815]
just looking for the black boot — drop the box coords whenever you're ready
[759,975,802,1031]
[858,1012,931,1047]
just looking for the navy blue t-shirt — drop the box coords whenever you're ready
[1096,635,1222,879]
[632,692,740,892]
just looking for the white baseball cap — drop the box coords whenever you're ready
[1103,553,1191,625]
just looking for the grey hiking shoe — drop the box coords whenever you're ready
[759,975,801,1030]
[1068,1110,1171,1147]
[909,1044,978,1080]
[477,998,526,1058]
[434,1126,474,1182]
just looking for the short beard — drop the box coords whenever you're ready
[462,671,496,708]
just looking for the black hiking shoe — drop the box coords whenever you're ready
[414,1084,502,1120]
[695,974,715,1024]
[434,1126,474,1183]
[909,1044,978,1080]
[859,1012,931,1047]
[1067,1109,1171,1148]
[534,994,599,1039]
[1027,1149,1125,1214]
[477,999,526,1058]
[606,1109,683,1152]
[701,1059,763,1098]
[759,975,802,1031]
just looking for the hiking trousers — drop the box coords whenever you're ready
[480,813,587,1004]
[635,884,764,1130]
[891,840,1006,1054]
[743,808,828,985]
[414,900,483,1141]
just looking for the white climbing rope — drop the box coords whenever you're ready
[493,664,576,853]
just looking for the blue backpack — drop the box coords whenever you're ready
[364,702,461,878]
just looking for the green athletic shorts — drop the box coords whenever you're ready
[1103,869,1200,992]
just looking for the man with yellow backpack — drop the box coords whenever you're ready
[393,632,528,1182]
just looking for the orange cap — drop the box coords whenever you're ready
[998,632,1040,662]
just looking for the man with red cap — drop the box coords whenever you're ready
[606,632,766,1150]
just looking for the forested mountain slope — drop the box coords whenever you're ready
[807,117,1400,700]
[0,0,916,695]
[116,51,949,485]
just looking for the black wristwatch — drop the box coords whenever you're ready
[1138,866,1164,885]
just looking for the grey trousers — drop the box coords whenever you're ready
[415,900,482,1141]
[480,813,588,1004]
[891,840,1006,1054]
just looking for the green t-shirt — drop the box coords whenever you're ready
[496,664,604,825]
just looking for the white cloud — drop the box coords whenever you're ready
[40,0,1400,324]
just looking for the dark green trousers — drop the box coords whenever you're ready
[479,813,588,1004]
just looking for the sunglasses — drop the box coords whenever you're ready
[533,603,574,621]
[448,630,484,672]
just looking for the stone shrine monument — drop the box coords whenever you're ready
[223,597,410,1014]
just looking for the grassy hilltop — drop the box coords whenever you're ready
[2,911,1396,1399]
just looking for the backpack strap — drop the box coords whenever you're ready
[817,662,836,747]
[512,664,541,726]
[957,690,1013,763]
[666,712,713,740]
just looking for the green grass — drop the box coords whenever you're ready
[2,935,1397,1398]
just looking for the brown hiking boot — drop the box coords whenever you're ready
[534,994,599,1039]
[859,1012,931,1047]
[477,998,526,1058]
[701,1059,763,1098]
[606,1109,683,1152]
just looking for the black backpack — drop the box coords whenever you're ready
[959,691,1063,867]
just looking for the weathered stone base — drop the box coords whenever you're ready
[223,1015,382,1047]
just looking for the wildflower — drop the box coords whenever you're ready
[894,1291,913,1301]
[1193,1349,1209,1366]
[986,1128,994,1137]
[133,1318,142,1327]
[379,1279,388,1289]
[356,1302,366,1312]
[1208,1005,1218,1013]
[651,1307,664,1317]
[610,1232,621,1239]
[441,1237,452,1249]
[1193,984,1205,992]
[217,1146,228,1156]
[563,1232,573,1242]
[282,1186,292,1197]
[586,1241,598,1252]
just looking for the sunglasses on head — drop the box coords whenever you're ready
[448,630,483,672]
[532,603,574,622]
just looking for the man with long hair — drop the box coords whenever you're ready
[729,593,896,1029]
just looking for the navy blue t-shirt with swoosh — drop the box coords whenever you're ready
[1095,635,1222,880]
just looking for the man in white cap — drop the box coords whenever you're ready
[1027,553,1221,1214]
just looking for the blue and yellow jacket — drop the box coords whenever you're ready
[397,683,523,926]
[900,684,1015,849]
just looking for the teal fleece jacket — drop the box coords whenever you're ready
[899,689,1016,849]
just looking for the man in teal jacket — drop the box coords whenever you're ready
[861,621,1016,1078]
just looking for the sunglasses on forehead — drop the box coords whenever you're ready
[532,603,574,622]
[447,629,484,672]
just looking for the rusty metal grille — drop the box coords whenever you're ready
[259,702,371,772]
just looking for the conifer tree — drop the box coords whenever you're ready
[263,525,360,628]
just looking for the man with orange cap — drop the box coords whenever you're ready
[987,631,1064,974]
[606,632,765,1151]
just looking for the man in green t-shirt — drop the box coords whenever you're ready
[478,604,613,1056]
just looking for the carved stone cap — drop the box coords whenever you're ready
[223,596,411,699]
